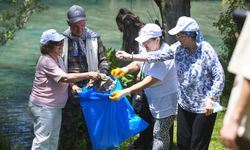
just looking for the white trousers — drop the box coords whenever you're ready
[29,101,62,150]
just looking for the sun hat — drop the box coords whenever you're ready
[67,5,86,23]
[40,29,65,45]
[168,16,199,35]
[135,23,162,43]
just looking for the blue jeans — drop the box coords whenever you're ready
[29,101,62,150]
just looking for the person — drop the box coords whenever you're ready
[28,29,100,150]
[115,16,225,150]
[116,8,145,54]
[110,23,178,150]
[59,5,109,150]
[220,9,250,150]
[116,8,155,150]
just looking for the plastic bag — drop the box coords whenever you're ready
[78,77,149,150]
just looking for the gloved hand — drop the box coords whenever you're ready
[109,88,131,101]
[111,67,129,78]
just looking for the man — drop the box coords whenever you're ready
[220,9,250,150]
[58,5,109,150]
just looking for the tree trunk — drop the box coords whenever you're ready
[154,0,190,44]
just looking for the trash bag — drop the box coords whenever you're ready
[78,77,149,150]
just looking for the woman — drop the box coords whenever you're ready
[29,29,100,150]
[116,8,156,150]
[110,23,178,150]
[220,9,250,150]
[116,8,145,54]
[115,16,225,150]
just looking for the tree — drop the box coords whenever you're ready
[213,0,246,103]
[0,0,45,46]
[154,0,190,44]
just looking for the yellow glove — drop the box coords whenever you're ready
[109,89,131,101]
[111,67,128,78]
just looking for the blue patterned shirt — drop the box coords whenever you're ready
[146,41,225,113]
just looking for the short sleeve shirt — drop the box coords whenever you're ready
[29,54,69,108]
[143,43,178,118]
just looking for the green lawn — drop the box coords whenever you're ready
[117,111,226,150]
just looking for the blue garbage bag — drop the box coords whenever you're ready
[78,77,149,150]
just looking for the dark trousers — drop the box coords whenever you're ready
[177,105,216,150]
[59,93,92,150]
[135,93,154,149]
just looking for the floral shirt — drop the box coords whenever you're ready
[146,41,225,113]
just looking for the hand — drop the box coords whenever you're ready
[115,50,132,61]
[71,85,82,94]
[109,89,131,101]
[111,67,128,78]
[88,72,100,80]
[205,97,214,116]
[220,121,239,150]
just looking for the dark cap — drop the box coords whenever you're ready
[233,8,247,33]
[67,5,86,23]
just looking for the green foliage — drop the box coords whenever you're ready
[106,47,136,88]
[0,132,23,150]
[0,134,11,150]
[0,0,45,46]
[213,0,245,105]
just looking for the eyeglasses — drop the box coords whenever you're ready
[176,33,185,39]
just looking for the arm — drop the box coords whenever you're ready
[59,72,100,83]
[231,78,250,124]
[109,75,159,100]
[115,42,176,63]
[116,49,174,62]
[220,78,250,149]
[127,75,159,93]
[206,44,225,99]
[111,61,140,78]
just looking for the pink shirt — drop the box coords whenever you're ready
[29,54,69,108]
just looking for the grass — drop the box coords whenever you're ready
[116,111,226,150]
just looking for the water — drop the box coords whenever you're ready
[0,0,225,149]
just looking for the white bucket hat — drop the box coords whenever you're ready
[168,16,199,35]
[135,23,162,43]
[40,29,65,45]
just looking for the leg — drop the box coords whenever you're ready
[177,105,194,150]
[49,109,62,150]
[132,93,153,149]
[169,123,174,150]
[29,102,61,150]
[152,116,174,150]
[190,113,217,150]
[59,93,90,150]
